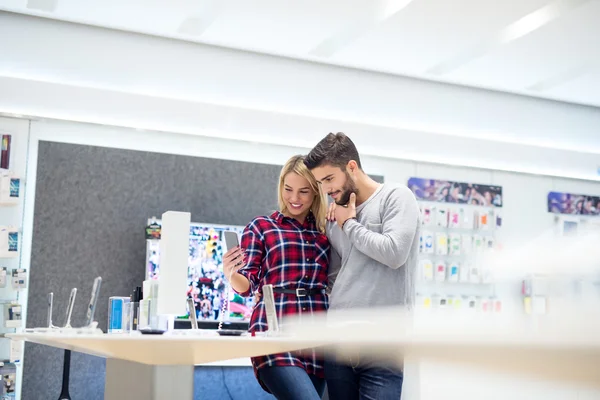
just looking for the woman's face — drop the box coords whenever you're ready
[282,172,315,218]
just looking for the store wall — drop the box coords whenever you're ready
[20,119,600,400]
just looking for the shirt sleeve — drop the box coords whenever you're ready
[235,219,265,296]
[343,186,419,269]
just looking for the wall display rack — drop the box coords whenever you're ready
[409,177,504,315]
[0,119,30,400]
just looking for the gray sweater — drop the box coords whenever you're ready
[326,184,420,310]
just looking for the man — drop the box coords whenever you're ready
[305,132,420,400]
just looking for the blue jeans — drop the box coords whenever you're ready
[258,366,325,400]
[324,359,403,400]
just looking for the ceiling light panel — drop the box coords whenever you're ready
[199,0,374,55]
[540,71,600,106]
[426,0,593,76]
[439,0,600,97]
[323,0,553,76]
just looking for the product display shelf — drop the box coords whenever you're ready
[415,200,503,314]
[0,117,30,400]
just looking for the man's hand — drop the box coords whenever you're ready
[329,192,357,228]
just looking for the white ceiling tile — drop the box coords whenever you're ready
[542,71,600,106]
[440,0,600,93]
[329,0,553,74]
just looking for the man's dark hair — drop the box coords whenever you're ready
[304,132,362,170]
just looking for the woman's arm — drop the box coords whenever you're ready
[225,220,265,297]
[223,246,250,294]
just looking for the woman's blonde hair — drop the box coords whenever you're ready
[277,155,327,233]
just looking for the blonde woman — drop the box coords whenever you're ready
[223,155,330,400]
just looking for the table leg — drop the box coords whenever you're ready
[104,358,194,400]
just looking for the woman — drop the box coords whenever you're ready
[223,155,329,400]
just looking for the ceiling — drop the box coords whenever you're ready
[1,0,600,108]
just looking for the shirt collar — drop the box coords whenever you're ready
[273,210,315,229]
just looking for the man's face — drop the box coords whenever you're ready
[311,163,357,206]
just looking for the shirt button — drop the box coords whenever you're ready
[306,240,309,244]
[302,308,307,311]
[306,258,309,261]
[305,275,308,278]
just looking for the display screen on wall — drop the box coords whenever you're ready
[548,191,600,215]
[408,177,503,207]
[145,219,254,322]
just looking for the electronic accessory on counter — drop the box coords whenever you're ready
[64,288,77,329]
[187,297,198,330]
[108,296,130,333]
[47,292,54,328]
[216,329,245,336]
[85,277,102,327]
[139,328,165,335]
[262,284,279,334]
[218,230,242,332]
[130,285,142,331]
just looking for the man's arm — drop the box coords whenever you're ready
[343,186,419,269]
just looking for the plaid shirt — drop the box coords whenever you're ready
[236,211,330,386]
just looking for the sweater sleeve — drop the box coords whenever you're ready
[343,186,419,269]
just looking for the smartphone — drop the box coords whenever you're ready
[187,297,198,330]
[85,277,102,326]
[223,231,240,251]
[64,288,77,328]
[47,292,54,327]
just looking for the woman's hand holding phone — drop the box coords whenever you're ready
[223,246,246,280]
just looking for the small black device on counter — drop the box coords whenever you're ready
[131,286,142,330]
[216,329,245,336]
[139,328,165,335]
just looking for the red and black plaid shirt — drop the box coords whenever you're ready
[235,211,330,383]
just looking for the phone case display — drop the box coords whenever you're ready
[409,177,504,314]
[1,363,17,399]
[144,218,254,323]
[0,227,18,259]
[421,231,434,254]
[435,233,448,255]
[449,233,461,255]
[0,120,29,398]
[417,293,503,313]
[420,259,433,281]
[0,171,21,206]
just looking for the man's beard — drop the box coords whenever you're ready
[335,172,358,206]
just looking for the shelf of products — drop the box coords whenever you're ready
[0,118,30,400]
[414,201,503,314]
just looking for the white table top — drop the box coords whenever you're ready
[8,331,327,366]
[10,307,600,388]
